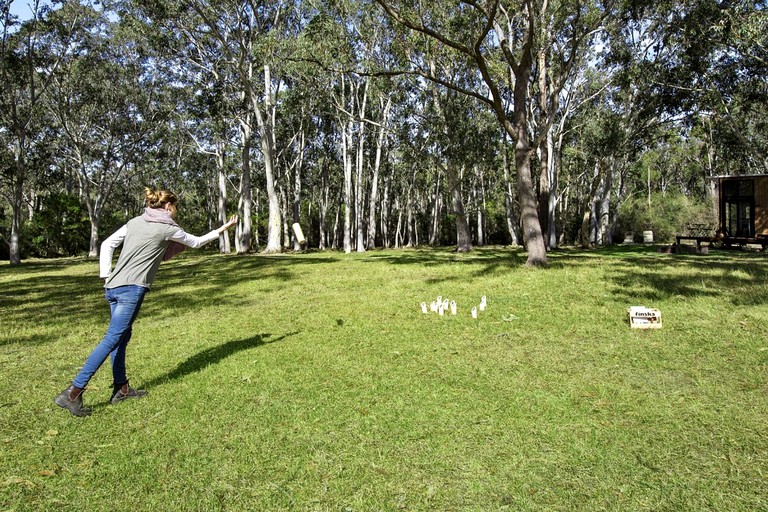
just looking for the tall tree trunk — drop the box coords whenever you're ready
[536,37,552,250]
[538,136,550,248]
[342,117,354,253]
[319,161,329,250]
[580,209,592,249]
[502,136,520,246]
[474,164,485,246]
[253,187,260,248]
[355,81,368,253]
[88,221,100,258]
[367,96,391,250]
[238,118,253,253]
[548,128,562,249]
[292,129,305,250]
[590,186,600,246]
[216,142,231,253]
[279,183,290,251]
[504,13,549,265]
[491,40,548,264]
[9,150,24,265]
[579,160,604,248]
[599,158,616,246]
[429,173,442,246]
[514,138,547,265]
[394,195,403,249]
[405,182,416,247]
[251,65,281,253]
[446,163,472,252]
[332,188,342,250]
[381,171,391,248]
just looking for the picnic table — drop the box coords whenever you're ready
[675,223,716,249]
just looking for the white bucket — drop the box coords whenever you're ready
[643,230,654,243]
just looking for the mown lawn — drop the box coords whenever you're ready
[1,246,766,511]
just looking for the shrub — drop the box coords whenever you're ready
[23,193,91,257]
[617,192,716,243]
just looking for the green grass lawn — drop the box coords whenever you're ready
[1,246,767,511]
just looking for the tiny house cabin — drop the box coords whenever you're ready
[677,175,768,250]
[714,174,768,246]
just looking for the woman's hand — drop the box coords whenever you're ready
[219,215,238,233]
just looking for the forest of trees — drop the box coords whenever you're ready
[1,0,766,267]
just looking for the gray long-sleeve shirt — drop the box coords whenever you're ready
[100,217,220,289]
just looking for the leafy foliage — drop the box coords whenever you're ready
[617,192,715,243]
[1,0,766,262]
[23,192,91,258]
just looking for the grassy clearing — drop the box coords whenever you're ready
[1,246,767,511]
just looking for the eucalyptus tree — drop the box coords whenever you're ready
[603,0,767,181]
[122,0,234,250]
[373,0,612,266]
[298,4,394,252]
[389,113,435,247]
[566,1,713,247]
[405,48,480,252]
[48,2,171,257]
[271,83,312,253]
[0,0,79,264]
[672,0,768,173]
[314,114,342,250]
[332,72,361,253]
[429,88,499,252]
[334,43,379,252]
[181,70,242,254]
[346,15,401,252]
[132,0,309,254]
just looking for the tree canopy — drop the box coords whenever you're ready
[1,0,765,264]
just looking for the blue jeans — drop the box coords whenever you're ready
[73,285,147,389]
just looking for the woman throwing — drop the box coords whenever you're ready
[55,187,238,417]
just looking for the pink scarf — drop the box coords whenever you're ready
[142,207,187,261]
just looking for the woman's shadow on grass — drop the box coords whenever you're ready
[94,332,296,406]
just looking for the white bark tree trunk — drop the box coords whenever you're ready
[252,65,282,253]
[367,96,391,249]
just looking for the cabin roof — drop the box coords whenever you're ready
[707,174,768,180]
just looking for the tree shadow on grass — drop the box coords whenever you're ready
[564,247,768,305]
[140,252,342,311]
[606,259,768,305]
[0,274,104,347]
[366,246,525,284]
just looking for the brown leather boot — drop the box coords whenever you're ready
[110,381,148,404]
[54,386,92,417]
